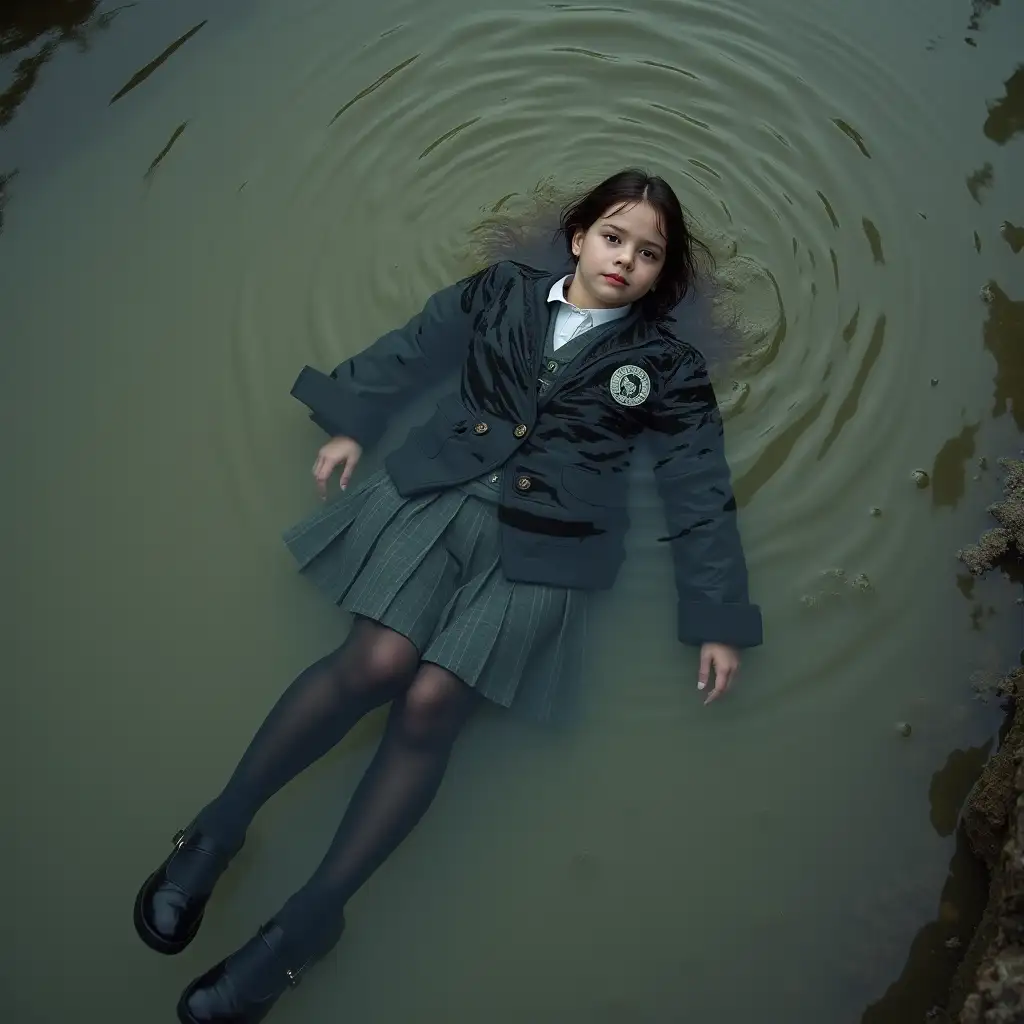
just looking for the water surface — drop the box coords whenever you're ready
[3,0,1023,1021]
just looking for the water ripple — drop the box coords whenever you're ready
[224,0,954,684]
[328,54,419,125]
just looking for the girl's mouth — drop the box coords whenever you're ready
[603,274,627,286]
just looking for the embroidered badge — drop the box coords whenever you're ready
[610,364,651,406]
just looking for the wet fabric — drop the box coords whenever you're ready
[290,260,763,648]
[461,300,610,502]
[282,469,586,720]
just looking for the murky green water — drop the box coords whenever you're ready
[3,1,1023,1021]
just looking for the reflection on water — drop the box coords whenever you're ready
[0,0,129,127]
[929,742,994,838]
[329,53,420,125]
[968,0,1003,33]
[860,829,989,1023]
[932,424,981,510]
[108,18,206,104]
[818,314,886,459]
[832,118,872,159]
[967,162,995,203]
[859,743,992,1022]
[984,65,1023,144]
[861,217,885,264]
[0,167,15,233]
[0,0,137,227]
[143,120,187,181]
[3,0,1024,1020]
[982,282,1024,429]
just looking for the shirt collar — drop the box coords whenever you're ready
[547,274,632,325]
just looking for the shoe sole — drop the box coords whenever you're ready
[132,871,203,956]
[175,986,201,1024]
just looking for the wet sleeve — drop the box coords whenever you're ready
[290,263,499,448]
[645,348,763,649]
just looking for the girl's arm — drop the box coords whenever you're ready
[291,262,501,448]
[644,346,763,650]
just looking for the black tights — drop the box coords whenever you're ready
[194,618,479,955]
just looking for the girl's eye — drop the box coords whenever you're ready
[604,234,619,243]
[641,250,657,260]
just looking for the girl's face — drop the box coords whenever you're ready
[570,200,667,309]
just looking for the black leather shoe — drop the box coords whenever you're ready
[134,825,242,955]
[177,917,342,1024]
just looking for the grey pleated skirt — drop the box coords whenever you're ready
[282,470,586,720]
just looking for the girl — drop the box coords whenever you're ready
[133,168,763,1023]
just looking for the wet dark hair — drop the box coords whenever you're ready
[558,168,712,319]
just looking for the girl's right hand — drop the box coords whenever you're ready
[313,436,363,498]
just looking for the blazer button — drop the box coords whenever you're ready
[473,422,489,435]
[547,360,558,373]
[515,475,532,492]
[513,423,528,439]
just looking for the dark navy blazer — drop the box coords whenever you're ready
[291,260,763,648]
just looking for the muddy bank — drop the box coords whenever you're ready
[948,459,1024,1022]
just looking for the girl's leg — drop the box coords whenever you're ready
[137,617,421,957]
[274,663,479,947]
[179,665,478,1020]
[195,617,422,848]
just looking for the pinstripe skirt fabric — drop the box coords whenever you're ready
[282,470,586,720]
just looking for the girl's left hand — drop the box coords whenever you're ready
[697,643,740,706]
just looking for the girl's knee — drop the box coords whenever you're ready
[398,669,475,743]
[328,621,419,698]
[360,627,419,686]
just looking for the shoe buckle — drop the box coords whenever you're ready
[285,960,310,988]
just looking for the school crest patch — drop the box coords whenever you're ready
[609,364,651,406]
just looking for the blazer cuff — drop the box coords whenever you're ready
[677,601,763,648]
[290,366,381,447]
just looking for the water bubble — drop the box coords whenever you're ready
[869,506,882,517]
[896,721,912,737]
[911,469,930,488]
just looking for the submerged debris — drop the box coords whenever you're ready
[952,455,1024,1024]
[896,721,912,738]
[718,380,750,417]
[970,666,1023,702]
[912,469,931,489]
[799,568,874,608]
[957,458,1024,575]
[1001,221,1024,254]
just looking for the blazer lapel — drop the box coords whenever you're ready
[524,272,559,372]
[527,270,647,380]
